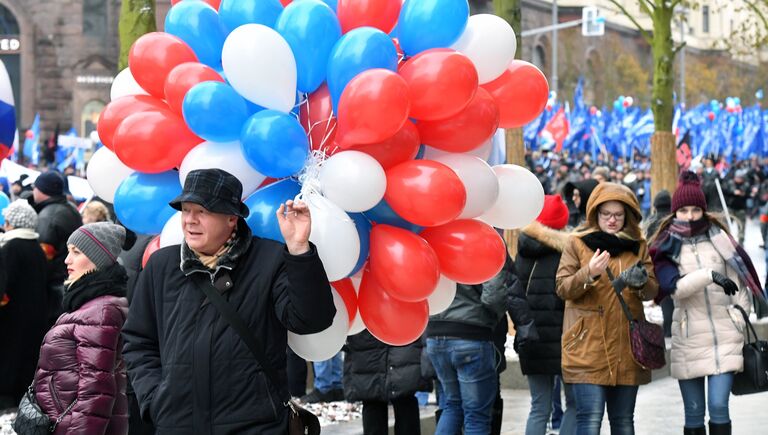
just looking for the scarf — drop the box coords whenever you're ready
[650,217,765,304]
[580,231,640,256]
[192,242,233,270]
[62,263,127,312]
[0,228,39,248]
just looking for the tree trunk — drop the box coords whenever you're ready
[649,5,678,196]
[119,0,157,70]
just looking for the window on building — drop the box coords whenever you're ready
[0,4,19,34]
[83,0,107,37]
[81,100,105,136]
[533,45,547,72]
[702,5,710,34]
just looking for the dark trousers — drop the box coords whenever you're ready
[362,396,421,435]
[286,347,308,397]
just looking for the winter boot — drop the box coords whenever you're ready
[683,427,706,435]
[709,421,731,435]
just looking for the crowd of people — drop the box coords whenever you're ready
[0,153,765,435]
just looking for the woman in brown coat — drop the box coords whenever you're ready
[556,182,659,435]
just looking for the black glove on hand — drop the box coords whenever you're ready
[514,321,540,352]
[711,271,738,295]
[618,261,649,289]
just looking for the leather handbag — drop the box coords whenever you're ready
[607,268,666,370]
[13,384,76,435]
[193,277,321,435]
[731,304,768,395]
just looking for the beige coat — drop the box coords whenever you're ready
[556,183,659,386]
[670,235,751,380]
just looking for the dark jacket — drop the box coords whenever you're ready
[507,222,568,375]
[33,195,82,285]
[562,179,599,227]
[700,169,723,212]
[34,265,129,435]
[0,232,49,402]
[122,224,335,435]
[343,331,427,402]
[722,178,750,211]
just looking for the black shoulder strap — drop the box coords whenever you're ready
[733,304,759,344]
[192,276,283,396]
[605,268,635,323]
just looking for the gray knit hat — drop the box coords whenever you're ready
[2,199,38,229]
[67,222,126,268]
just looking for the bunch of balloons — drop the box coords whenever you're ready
[88,0,549,359]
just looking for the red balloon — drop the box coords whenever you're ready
[331,278,358,326]
[279,0,292,6]
[171,0,221,8]
[370,225,440,302]
[299,83,338,154]
[337,0,402,34]
[337,69,410,148]
[97,95,170,151]
[708,112,716,121]
[142,236,162,268]
[164,62,224,115]
[385,160,466,227]
[129,32,198,98]
[358,266,429,346]
[113,109,202,173]
[258,177,280,189]
[399,49,478,121]
[481,60,549,128]
[416,87,499,153]
[421,220,507,284]
[351,120,420,170]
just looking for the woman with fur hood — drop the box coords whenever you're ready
[556,182,659,435]
[649,172,760,435]
[508,194,575,435]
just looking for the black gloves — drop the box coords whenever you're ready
[616,261,649,289]
[711,271,738,295]
[514,321,540,353]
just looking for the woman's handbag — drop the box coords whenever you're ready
[607,268,667,370]
[13,384,76,435]
[193,277,321,435]
[730,304,768,395]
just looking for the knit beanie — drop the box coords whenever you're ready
[34,171,65,196]
[652,190,671,214]
[671,171,707,213]
[536,194,569,230]
[2,199,38,229]
[67,222,126,269]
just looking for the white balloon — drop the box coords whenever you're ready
[306,193,361,281]
[423,137,494,162]
[86,147,135,203]
[111,68,148,101]
[89,130,100,144]
[478,164,545,229]
[222,24,297,113]
[179,141,267,199]
[347,271,367,335]
[428,275,457,315]
[288,291,349,361]
[450,14,517,84]
[159,212,184,248]
[319,151,386,212]
[431,154,499,219]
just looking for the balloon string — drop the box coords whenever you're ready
[294,150,352,223]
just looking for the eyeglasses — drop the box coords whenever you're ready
[598,210,625,221]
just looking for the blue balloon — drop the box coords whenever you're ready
[276,0,341,94]
[0,192,9,225]
[183,82,249,142]
[320,0,338,12]
[397,0,469,56]
[114,172,182,235]
[415,144,426,159]
[244,178,302,242]
[327,27,398,112]
[363,199,423,233]
[240,110,309,178]
[348,213,372,276]
[165,1,227,69]
[219,0,284,33]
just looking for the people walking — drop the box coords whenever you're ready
[556,182,659,435]
[650,172,757,435]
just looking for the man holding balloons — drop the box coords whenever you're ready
[122,168,335,434]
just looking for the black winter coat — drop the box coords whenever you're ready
[0,233,49,402]
[33,195,82,285]
[122,226,335,435]
[343,331,427,402]
[507,222,569,375]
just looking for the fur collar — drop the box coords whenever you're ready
[521,221,569,253]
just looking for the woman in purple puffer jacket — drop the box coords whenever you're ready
[32,222,129,434]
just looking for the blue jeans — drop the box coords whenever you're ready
[313,352,342,392]
[427,338,498,435]
[678,373,734,427]
[571,384,639,435]
[526,375,576,435]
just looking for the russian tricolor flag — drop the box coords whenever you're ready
[0,59,15,162]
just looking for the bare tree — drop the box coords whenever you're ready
[119,0,157,70]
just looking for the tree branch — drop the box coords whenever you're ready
[607,0,654,45]
[640,0,655,16]
[743,0,768,34]
[673,42,687,55]
[669,0,683,10]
